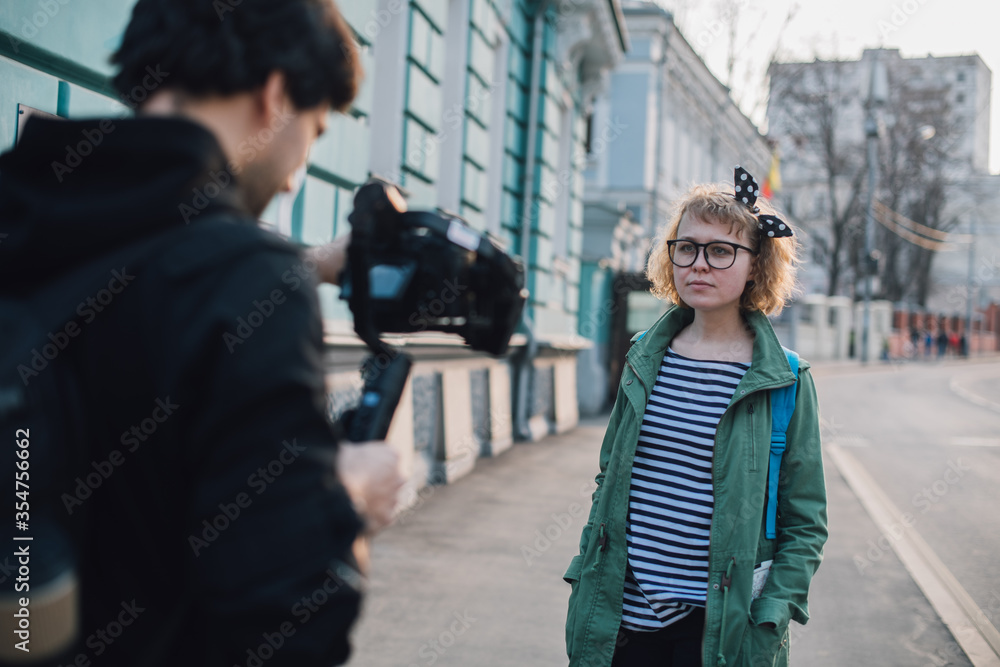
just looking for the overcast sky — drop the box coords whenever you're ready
[656,0,1000,173]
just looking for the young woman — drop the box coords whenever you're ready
[565,167,828,667]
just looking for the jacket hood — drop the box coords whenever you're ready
[627,305,805,390]
[0,115,250,292]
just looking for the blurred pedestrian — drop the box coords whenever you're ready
[0,1,403,665]
[564,168,827,667]
[937,328,950,358]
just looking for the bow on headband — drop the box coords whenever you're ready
[734,165,792,239]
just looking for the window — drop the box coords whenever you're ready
[627,37,651,61]
[552,96,574,259]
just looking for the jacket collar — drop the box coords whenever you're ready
[626,305,799,400]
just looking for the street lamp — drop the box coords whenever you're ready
[861,54,887,364]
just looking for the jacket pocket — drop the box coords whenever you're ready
[737,620,789,667]
[563,554,584,585]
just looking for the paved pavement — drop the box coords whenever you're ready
[347,357,1000,667]
[348,418,603,667]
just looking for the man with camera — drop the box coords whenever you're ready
[0,0,403,664]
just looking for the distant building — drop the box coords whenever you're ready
[767,48,999,314]
[576,0,770,412]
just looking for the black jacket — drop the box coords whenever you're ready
[0,116,363,665]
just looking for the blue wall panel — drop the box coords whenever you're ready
[0,0,135,77]
[607,71,649,189]
[1,57,59,148]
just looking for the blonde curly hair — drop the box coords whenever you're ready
[646,182,800,316]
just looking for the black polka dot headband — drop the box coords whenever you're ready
[733,165,792,239]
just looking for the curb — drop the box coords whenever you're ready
[950,377,1000,415]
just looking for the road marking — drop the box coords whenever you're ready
[950,378,1000,415]
[826,436,870,448]
[819,417,870,447]
[827,444,1000,667]
[949,437,1000,448]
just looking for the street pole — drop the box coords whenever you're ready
[861,53,886,365]
[964,217,976,357]
[862,119,877,364]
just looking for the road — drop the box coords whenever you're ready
[346,357,1000,666]
[799,357,1000,666]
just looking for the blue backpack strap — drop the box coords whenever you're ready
[766,347,799,539]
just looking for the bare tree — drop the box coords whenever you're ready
[768,54,966,303]
[710,0,799,119]
[875,62,961,305]
[768,59,867,296]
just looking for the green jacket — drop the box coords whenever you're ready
[564,305,827,667]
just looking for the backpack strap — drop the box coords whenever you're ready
[766,347,799,540]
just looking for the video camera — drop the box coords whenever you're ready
[336,180,528,442]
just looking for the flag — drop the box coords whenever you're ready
[762,149,781,199]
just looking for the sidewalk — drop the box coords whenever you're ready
[346,414,970,666]
[347,418,605,666]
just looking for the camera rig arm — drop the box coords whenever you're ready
[340,183,413,443]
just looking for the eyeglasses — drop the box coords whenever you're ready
[666,240,757,270]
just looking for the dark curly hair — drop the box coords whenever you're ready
[110,0,361,112]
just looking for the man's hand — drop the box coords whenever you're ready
[306,233,351,285]
[336,441,404,533]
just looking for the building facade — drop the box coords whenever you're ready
[0,0,627,501]
[576,1,770,413]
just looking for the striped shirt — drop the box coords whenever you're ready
[621,347,749,631]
